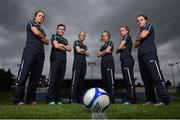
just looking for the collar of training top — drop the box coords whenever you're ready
[78,40,84,44]
[123,35,128,38]
[56,33,64,38]
[33,20,41,27]
[141,23,150,31]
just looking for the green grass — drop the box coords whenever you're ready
[0,92,180,119]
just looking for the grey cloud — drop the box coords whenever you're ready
[0,0,180,84]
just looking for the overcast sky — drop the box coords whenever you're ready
[0,0,180,85]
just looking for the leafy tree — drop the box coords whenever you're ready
[0,68,15,91]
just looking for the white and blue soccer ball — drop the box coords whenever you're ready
[83,88,110,112]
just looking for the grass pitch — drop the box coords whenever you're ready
[0,92,180,119]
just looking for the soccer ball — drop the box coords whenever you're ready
[83,87,110,112]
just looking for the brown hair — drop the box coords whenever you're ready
[120,25,130,35]
[100,31,111,42]
[34,10,45,20]
[57,24,66,31]
[137,14,148,20]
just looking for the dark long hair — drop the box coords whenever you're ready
[33,10,45,21]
